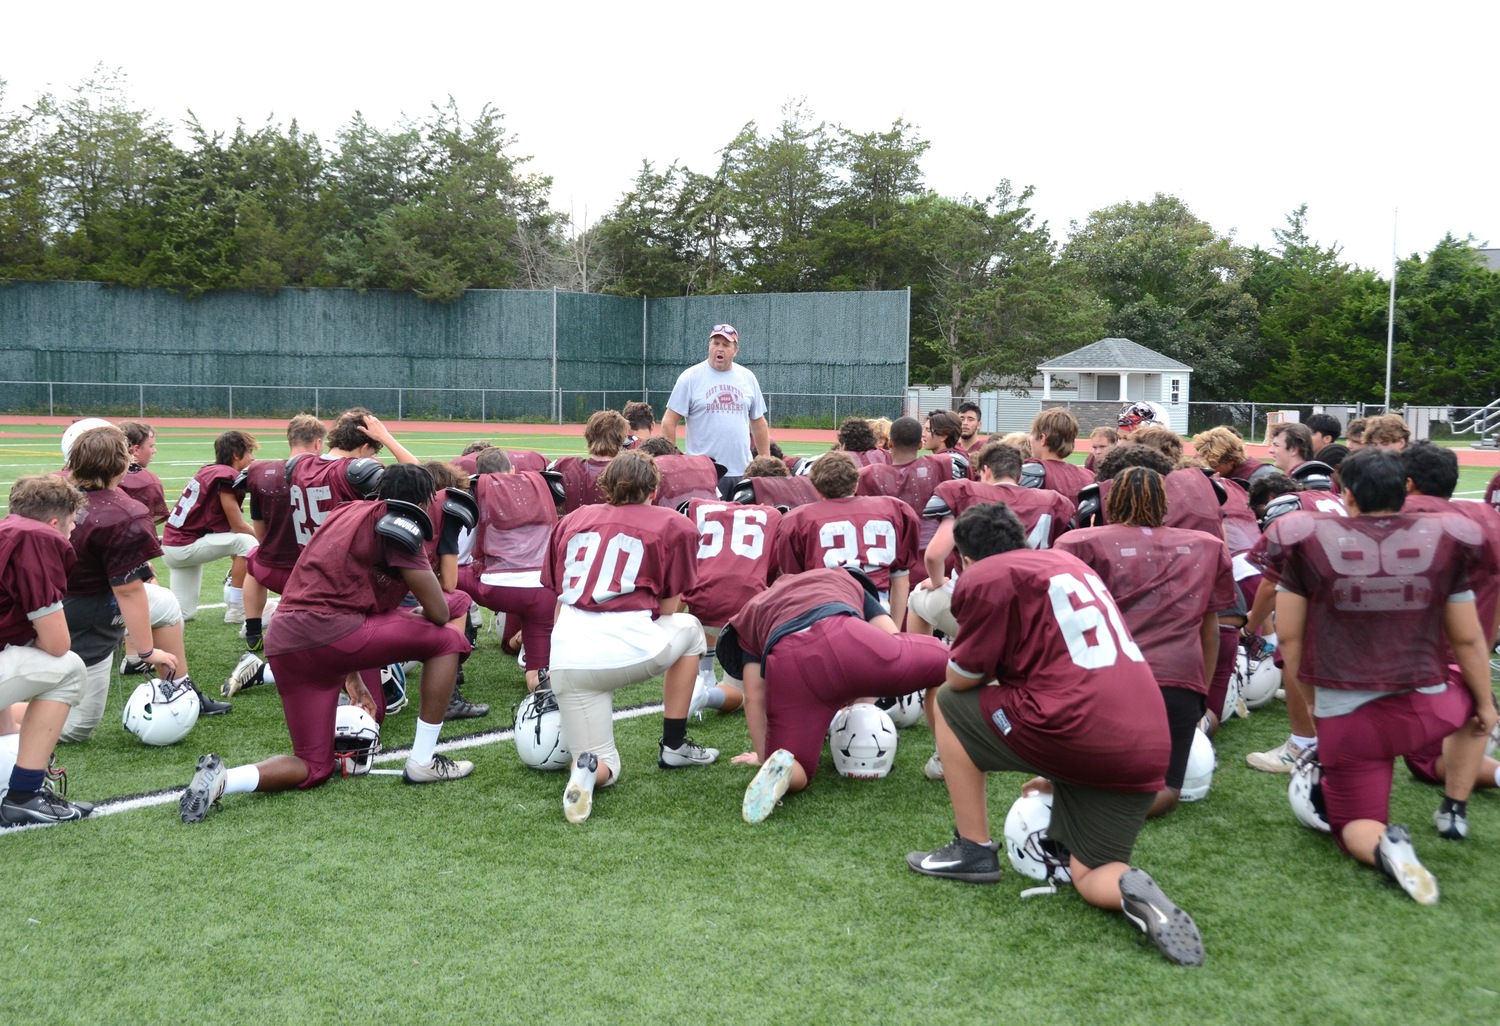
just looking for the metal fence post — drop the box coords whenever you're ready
[314,388,319,418]
[398,388,403,421]
[139,384,145,417]
[49,382,54,417]
[481,390,486,423]
[228,385,233,419]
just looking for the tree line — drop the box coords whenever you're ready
[2,72,1497,406]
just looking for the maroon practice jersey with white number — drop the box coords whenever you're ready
[120,467,169,526]
[288,455,369,548]
[1250,511,1481,692]
[857,453,968,549]
[68,488,161,595]
[1217,476,1260,556]
[773,494,919,593]
[244,459,301,569]
[1404,495,1500,644]
[475,471,557,574]
[947,548,1168,792]
[162,464,243,545]
[543,502,698,615]
[0,515,76,647]
[1023,458,1094,506]
[547,456,611,514]
[681,498,783,627]
[1057,525,1235,693]
[740,476,820,510]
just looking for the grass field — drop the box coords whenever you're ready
[1,420,1498,1025]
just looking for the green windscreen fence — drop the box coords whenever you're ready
[0,280,908,425]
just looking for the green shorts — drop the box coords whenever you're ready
[938,684,1154,870]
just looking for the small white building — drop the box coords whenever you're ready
[907,337,1194,437]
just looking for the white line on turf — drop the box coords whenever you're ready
[0,701,667,835]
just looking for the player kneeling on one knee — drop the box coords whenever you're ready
[904,501,1205,967]
[723,566,949,823]
[179,464,475,823]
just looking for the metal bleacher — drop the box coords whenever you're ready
[1451,399,1500,449]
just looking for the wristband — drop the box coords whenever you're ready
[136,648,155,661]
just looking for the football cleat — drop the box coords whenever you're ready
[1119,868,1204,966]
[223,603,246,626]
[905,833,1004,883]
[223,652,267,697]
[688,677,711,721]
[658,737,719,769]
[564,752,599,824]
[1246,737,1310,774]
[179,754,227,824]
[1377,824,1439,905]
[743,749,796,824]
[444,686,490,720]
[191,680,232,716]
[1433,806,1468,841]
[401,754,474,784]
[0,789,91,827]
[120,653,150,675]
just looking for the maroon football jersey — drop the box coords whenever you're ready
[1222,459,1273,492]
[1218,477,1260,556]
[120,467,169,526]
[653,454,720,509]
[453,453,480,474]
[288,455,370,547]
[507,450,548,474]
[681,498,783,626]
[963,437,990,455]
[773,494,920,593]
[243,458,302,569]
[741,476,820,510]
[840,449,890,469]
[1056,525,1236,693]
[1163,469,1224,538]
[730,568,866,660]
[547,456,611,514]
[1486,470,1500,518]
[162,463,242,545]
[929,479,1075,555]
[0,515,76,647]
[858,453,969,549]
[1250,511,1480,692]
[947,548,1169,792]
[67,488,161,596]
[1405,495,1500,644]
[1024,458,1094,506]
[269,501,433,655]
[543,502,698,615]
[476,471,557,574]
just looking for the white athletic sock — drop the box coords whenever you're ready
[261,664,275,685]
[227,586,244,604]
[704,687,727,710]
[410,718,442,766]
[698,655,715,676]
[224,764,259,794]
[1291,734,1317,750]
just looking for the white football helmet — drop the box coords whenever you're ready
[1237,634,1281,709]
[0,732,18,793]
[514,689,571,771]
[1288,749,1331,833]
[1218,663,1244,723]
[333,706,382,777]
[60,417,114,460]
[1179,729,1216,802]
[828,703,898,779]
[1002,792,1073,884]
[121,678,200,746]
[381,663,408,715]
[875,690,925,729]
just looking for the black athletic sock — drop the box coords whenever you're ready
[1440,795,1468,816]
[662,717,687,748]
[245,617,263,639]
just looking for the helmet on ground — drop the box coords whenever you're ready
[828,703,897,779]
[381,663,408,715]
[1180,729,1216,802]
[122,678,200,746]
[61,418,114,461]
[1218,663,1244,723]
[515,688,571,771]
[333,706,382,777]
[1288,749,1331,833]
[874,690,925,729]
[1237,635,1281,709]
[1002,792,1073,884]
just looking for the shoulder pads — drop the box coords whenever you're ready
[283,451,313,485]
[1259,493,1303,530]
[442,488,479,530]
[232,467,251,491]
[922,491,953,519]
[731,479,757,505]
[1290,460,1335,492]
[376,499,434,554]
[345,457,385,498]
[675,499,694,516]
[1202,468,1228,505]
[1019,461,1047,490]
[1074,482,1102,529]
[540,469,566,504]
[790,457,812,477]
[948,451,971,479]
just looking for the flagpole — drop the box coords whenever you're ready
[1384,209,1397,412]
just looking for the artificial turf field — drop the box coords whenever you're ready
[1,419,1497,1025]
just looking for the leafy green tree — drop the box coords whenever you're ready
[819,119,931,292]
[1389,234,1500,406]
[0,78,52,277]
[1062,193,1259,398]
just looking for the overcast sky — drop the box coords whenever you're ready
[4,1,1495,274]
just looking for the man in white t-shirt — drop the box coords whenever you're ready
[660,324,771,496]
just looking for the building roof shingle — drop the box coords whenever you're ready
[1038,337,1192,373]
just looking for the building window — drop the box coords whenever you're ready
[1096,376,1120,401]
[1170,378,1181,404]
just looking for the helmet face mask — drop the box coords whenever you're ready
[333,706,382,777]
[1289,750,1332,833]
[122,677,200,746]
[1003,792,1073,884]
[873,690,925,729]
[514,689,571,771]
[1237,635,1281,709]
[828,703,898,779]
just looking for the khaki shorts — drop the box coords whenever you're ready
[0,643,87,709]
[907,584,957,636]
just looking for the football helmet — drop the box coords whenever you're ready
[60,418,114,461]
[1002,792,1073,884]
[1288,749,1332,833]
[1180,729,1216,802]
[1218,661,1244,723]
[333,706,382,777]
[381,663,408,715]
[0,732,17,791]
[874,690,925,729]
[1237,634,1281,709]
[828,703,897,779]
[514,688,571,771]
[121,678,201,746]
[1118,400,1168,432]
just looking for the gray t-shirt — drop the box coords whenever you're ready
[665,360,768,476]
